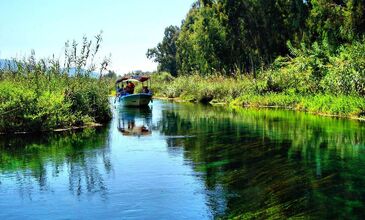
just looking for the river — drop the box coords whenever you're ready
[1,100,365,219]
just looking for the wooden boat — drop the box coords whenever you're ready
[115,75,153,107]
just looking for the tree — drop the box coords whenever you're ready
[176,0,308,75]
[176,2,228,75]
[146,26,180,76]
[221,0,308,74]
[150,0,363,77]
[306,0,365,48]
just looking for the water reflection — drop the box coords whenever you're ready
[159,102,365,219]
[117,106,152,136]
[1,100,365,219]
[0,128,112,200]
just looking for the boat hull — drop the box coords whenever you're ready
[117,93,152,107]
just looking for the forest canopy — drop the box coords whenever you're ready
[147,0,365,76]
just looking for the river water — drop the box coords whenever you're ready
[1,100,365,219]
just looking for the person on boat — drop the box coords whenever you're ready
[116,85,124,96]
[142,86,149,94]
[124,81,135,94]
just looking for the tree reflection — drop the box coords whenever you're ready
[0,128,112,200]
[159,103,365,219]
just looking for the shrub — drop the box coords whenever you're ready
[0,71,111,133]
[321,40,365,96]
[0,33,112,133]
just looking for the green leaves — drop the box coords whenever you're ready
[146,26,180,76]
[176,3,228,75]
[306,0,365,47]
[0,51,112,133]
[150,0,364,79]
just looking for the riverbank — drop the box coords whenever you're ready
[0,122,104,135]
[150,73,365,121]
[148,31,365,121]
[0,76,112,134]
[0,34,113,134]
[0,65,112,134]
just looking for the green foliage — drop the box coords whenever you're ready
[148,0,309,75]
[65,77,111,124]
[0,74,111,133]
[148,0,364,80]
[150,71,174,83]
[176,3,228,75]
[299,95,365,116]
[265,42,331,94]
[233,93,365,118]
[146,26,180,76]
[0,34,112,133]
[306,0,365,48]
[264,39,365,97]
[151,72,266,103]
[234,93,301,108]
[151,38,365,119]
[221,0,308,73]
[321,39,365,95]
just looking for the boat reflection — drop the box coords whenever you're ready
[117,106,152,136]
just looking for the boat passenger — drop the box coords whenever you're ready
[142,86,149,94]
[117,86,124,96]
[124,81,135,94]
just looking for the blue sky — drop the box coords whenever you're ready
[0,0,194,74]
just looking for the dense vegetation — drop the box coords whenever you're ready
[148,0,365,118]
[0,34,112,133]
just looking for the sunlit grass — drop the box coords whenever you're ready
[151,72,365,119]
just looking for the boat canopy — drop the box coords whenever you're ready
[116,76,150,84]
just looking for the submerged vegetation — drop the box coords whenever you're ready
[0,33,112,133]
[148,0,365,119]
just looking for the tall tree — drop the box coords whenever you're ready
[149,0,364,77]
[176,2,228,75]
[146,26,180,76]
[221,0,308,73]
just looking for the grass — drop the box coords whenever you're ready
[0,33,111,133]
[0,33,112,133]
[0,73,112,133]
[233,94,365,118]
[151,73,263,103]
[150,72,365,120]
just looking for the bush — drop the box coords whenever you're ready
[0,71,111,133]
[299,95,365,116]
[151,73,265,103]
[234,93,301,108]
[0,34,112,133]
[321,40,365,96]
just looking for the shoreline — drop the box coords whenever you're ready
[2,95,363,135]
[153,96,365,122]
[0,123,104,135]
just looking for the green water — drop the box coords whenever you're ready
[1,100,365,219]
